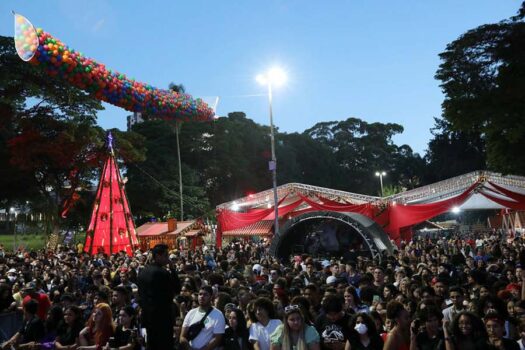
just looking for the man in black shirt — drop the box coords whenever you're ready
[315,294,351,350]
[138,244,181,350]
[2,299,44,349]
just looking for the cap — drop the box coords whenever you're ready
[252,264,262,274]
[23,281,36,291]
[326,276,337,284]
[321,260,331,268]
[7,268,17,274]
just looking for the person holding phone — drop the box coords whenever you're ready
[410,306,444,350]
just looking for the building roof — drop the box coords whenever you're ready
[222,220,274,236]
[136,221,196,237]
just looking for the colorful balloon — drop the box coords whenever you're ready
[13,13,214,122]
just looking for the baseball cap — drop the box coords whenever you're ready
[326,276,337,284]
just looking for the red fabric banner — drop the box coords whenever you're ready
[297,194,374,217]
[262,198,304,220]
[488,182,525,203]
[480,190,525,210]
[384,182,479,242]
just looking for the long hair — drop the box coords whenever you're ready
[229,308,249,339]
[450,311,488,340]
[87,303,114,345]
[281,308,307,350]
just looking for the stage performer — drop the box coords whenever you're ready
[137,244,181,350]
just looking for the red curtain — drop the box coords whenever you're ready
[262,198,304,220]
[488,182,525,203]
[297,194,374,217]
[384,182,479,242]
[480,190,525,210]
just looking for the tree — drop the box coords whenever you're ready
[0,35,145,235]
[435,3,525,174]
[305,117,423,195]
[424,118,485,183]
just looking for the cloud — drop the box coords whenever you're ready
[92,18,105,33]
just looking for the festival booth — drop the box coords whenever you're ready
[136,218,207,251]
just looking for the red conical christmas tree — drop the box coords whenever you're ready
[84,133,138,256]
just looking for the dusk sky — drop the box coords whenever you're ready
[1,1,521,154]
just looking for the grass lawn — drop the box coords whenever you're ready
[0,234,47,251]
[0,233,86,251]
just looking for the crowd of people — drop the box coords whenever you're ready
[0,230,525,350]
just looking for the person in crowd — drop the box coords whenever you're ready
[110,305,138,350]
[484,311,520,350]
[442,287,464,323]
[0,282,15,313]
[39,305,64,349]
[180,285,225,350]
[344,312,383,350]
[111,286,131,321]
[270,304,320,350]
[78,303,115,349]
[21,282,51,321]
[343,286,368,315]
[249,297,282,350]
[224,308,251,350]
[443,311,490,350]
[1,299,45,350]
[410,306,444,350]
[383,301,411,350]
[315,294,352,350]
[137,244,181,350]
[55,305,84,350]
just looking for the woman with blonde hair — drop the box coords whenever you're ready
[270,304,320,350]
[78,303,114,349]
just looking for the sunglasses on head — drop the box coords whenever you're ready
[284,304,300,313]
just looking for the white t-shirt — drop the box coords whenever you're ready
[249,319,282,350]
[183,307,225,350]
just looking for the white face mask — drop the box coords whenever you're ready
[354,323,368,335]
[8,276,17,282]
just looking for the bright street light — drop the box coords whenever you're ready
[375,171,387,197]
[257,67,287,236]
[451,206,461,214]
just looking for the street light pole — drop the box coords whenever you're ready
[375,171,386,197]
[257,68,286,237]
[175,122,184,221]
[266,82,279,236]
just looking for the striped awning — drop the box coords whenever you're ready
[223,220,274,236]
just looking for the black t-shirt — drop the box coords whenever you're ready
[415,331,444,350]
[114,326,133,347]
[498,338,520,350]
[56,323,83,346]
[315,313,352,350]
[19,317,45,342]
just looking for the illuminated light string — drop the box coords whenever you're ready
[13,13,214,122]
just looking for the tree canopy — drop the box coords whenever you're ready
[435,3,525,174]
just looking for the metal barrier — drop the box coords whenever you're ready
[0,311,23,339]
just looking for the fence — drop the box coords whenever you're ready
[0,311,23,340]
